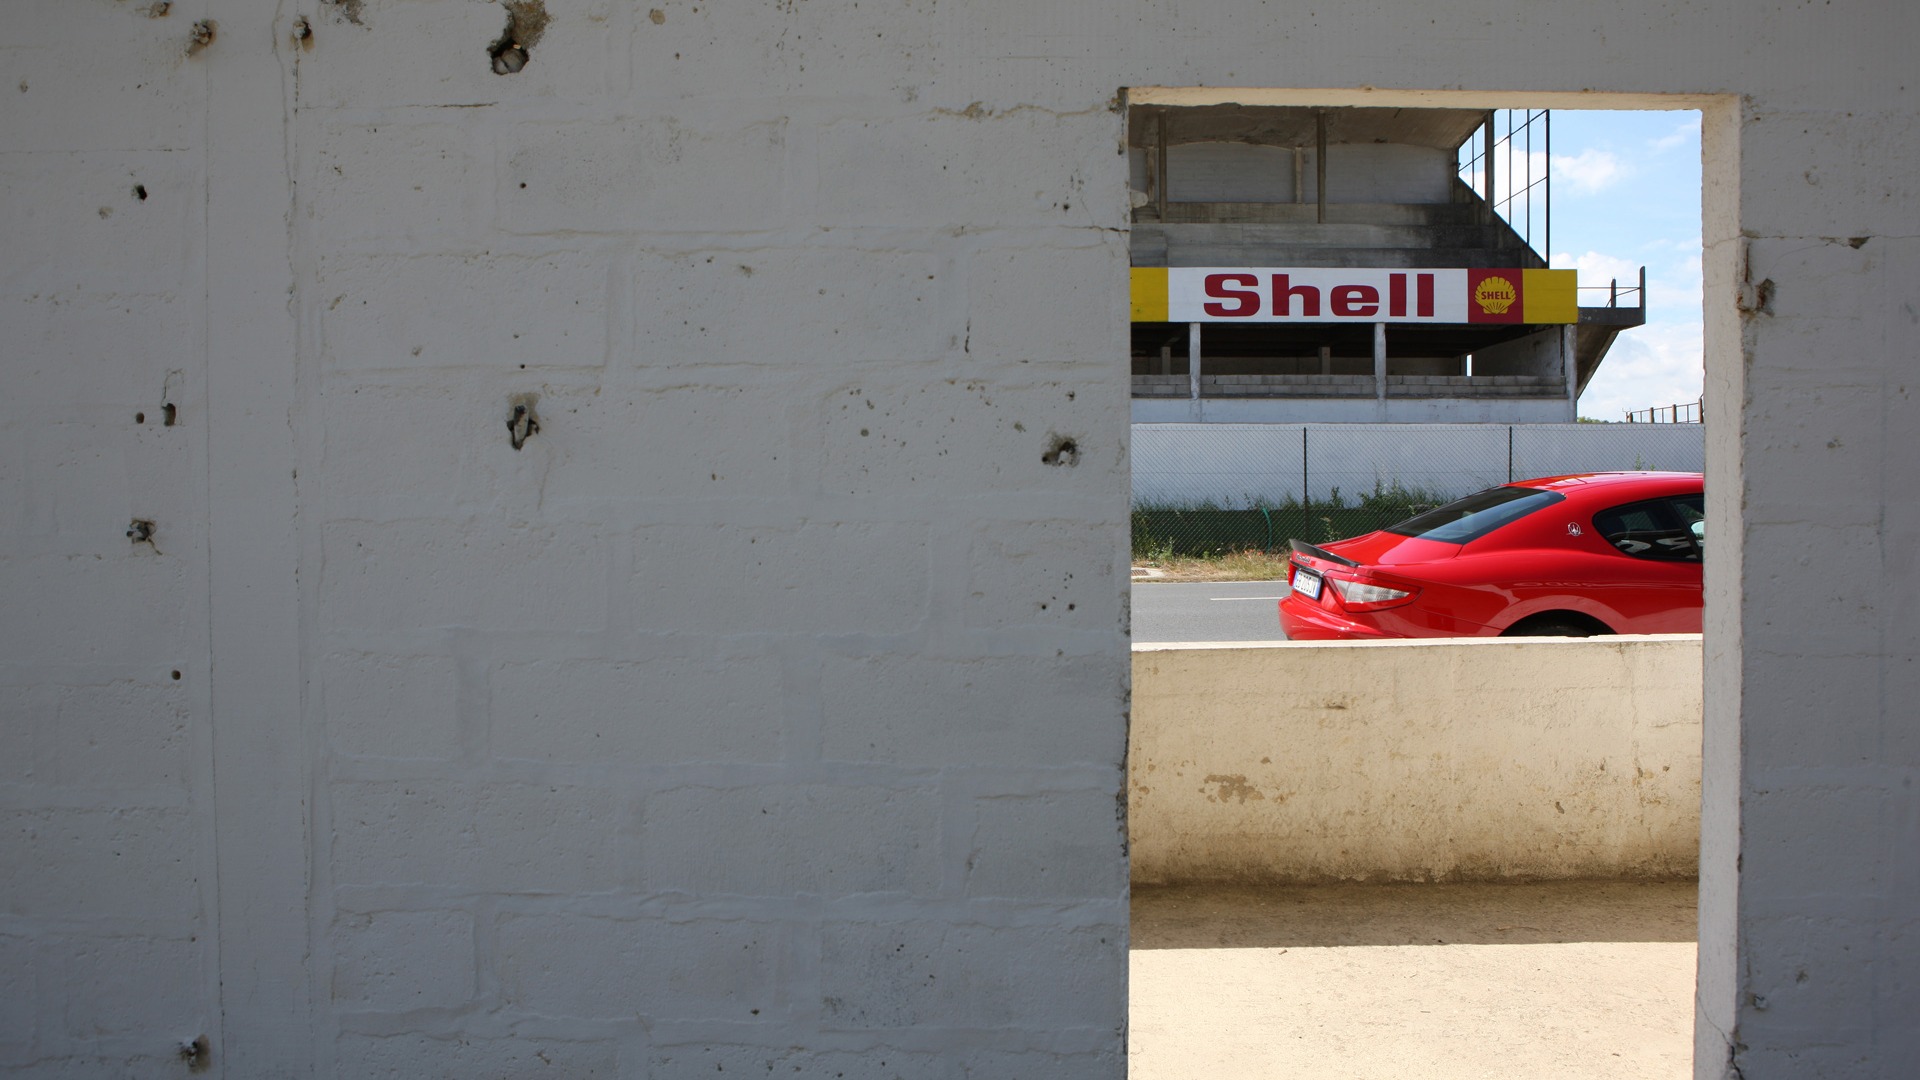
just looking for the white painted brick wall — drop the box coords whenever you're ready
[319,520,614,632]
[499,118,792,234]
[1,809,203,922]
[334,1033,620,1079]
[329,780,625,892]
[819,920,1121,1031]
[623,248,953,367]
[496,912,781,1020]
[321,652,466,760]
[640,784,943,895]
[4,1,1916,1077]
[816,655,1125,767]
[315,251,614,371]
[489,657,787,763]
[330,910,477,1012]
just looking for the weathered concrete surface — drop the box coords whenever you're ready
[1132,881,1697,1080]
[1132,637,1702,883]
[1,0,1916,1075]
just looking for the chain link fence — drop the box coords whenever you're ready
[1132,423,1705,557]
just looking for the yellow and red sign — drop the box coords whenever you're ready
[1130,267,1577,324]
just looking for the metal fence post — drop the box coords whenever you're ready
[1130,422,1703,560]
[1188,322,1201,403]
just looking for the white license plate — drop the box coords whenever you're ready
[1290,566,1322,600]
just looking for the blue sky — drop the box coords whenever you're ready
[1537,110,1704,421]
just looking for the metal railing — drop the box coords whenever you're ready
[1626,400,1702,424]
[1578,266,1648,312]
[1457,109,1551,256]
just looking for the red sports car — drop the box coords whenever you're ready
[1278,472,1704,640]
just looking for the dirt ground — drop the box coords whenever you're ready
[1130,880,1698,1079]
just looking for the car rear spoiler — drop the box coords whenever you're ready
[1288,539,1360,568]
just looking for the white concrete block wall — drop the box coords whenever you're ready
[3,1,1916,1078]
[1,2,221,1075]
[287,1,1131,1075]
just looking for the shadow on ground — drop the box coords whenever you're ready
[1132,879,1697,949]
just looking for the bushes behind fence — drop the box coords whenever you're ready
[1132,486,1445,559]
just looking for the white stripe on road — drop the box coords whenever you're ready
[1208,596,1287,601]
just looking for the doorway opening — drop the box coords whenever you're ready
[1123,89,1721,1077]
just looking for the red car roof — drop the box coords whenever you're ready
[1506,472,1703,502]
[1510,471,1703,490]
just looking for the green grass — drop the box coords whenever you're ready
[1130,483,1450,562]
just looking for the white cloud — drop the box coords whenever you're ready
[1459,149,1551,207]
[1636,236,1700,257]
[1459,146,1631,236]
[1649,117,1700,152]
[1578,319,1704,422]
[1550,250,1653,309]
[1548,249,1701,321]
[1551,148,1630,194]
[1647,267,1701,317]
[1553,249,1639,281]
[1550,258,1703,420]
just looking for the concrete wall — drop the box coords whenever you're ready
[1125,142,1455,204]
[1132,422,1706,507]
[2,1,1916,1077]
[2,3,1132,1075]
[1162,143,1302,202]
[1133,395,1578,424]
[1323,144,1457,204]
[2,6,222,1075]
[1472,325,1565,378]
[1121,141,1443,203]
[1130,639,1703,884]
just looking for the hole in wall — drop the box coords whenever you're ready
[488,0,549,74]
[506,394,541,450]
[1042,434,1081,466]
[179,1034,210,1071]
[1122,88,1715,1076]
[186,19,215,56]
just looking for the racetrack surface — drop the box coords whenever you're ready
[1131,581,1291,643]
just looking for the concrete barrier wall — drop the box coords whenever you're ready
[1130,637,1702,884]
[1131,422,1707,509]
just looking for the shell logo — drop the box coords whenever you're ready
[1474,275,1517,315]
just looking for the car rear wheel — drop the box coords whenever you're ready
[1501,614,1610,637]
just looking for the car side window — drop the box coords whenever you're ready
[1668,494,1705,553]
[1593,496,1701,562]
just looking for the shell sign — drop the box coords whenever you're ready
[1130,267,1578,324]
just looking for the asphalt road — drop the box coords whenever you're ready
[1132,580,1291,643]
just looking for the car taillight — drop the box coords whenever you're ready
[1328,576,1416,611]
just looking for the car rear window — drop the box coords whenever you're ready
[1593,496,1703,561]
[1384,486,1566,544]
